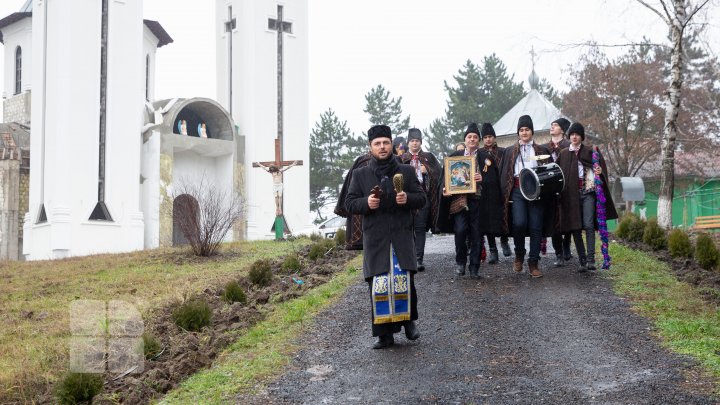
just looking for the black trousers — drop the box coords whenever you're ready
[551,233,572,258]
[453,198,482,271]
[368,272,418,337]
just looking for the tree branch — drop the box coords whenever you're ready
[635,0,671,24]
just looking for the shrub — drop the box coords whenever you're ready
[143,332,161,359]
[172,298,212,331]
[222,280,247,304]
[695,233,720,270]
[308,239,334,261]
[309,232,322,242]
[668,228,693,258]
[281,255,302,272]
[642,218,667,251]
[248,259,273,286]
[334,228,346,247]
[616,213,645,242]
[55,373,103,405]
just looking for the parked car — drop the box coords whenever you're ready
[317,216,345,239]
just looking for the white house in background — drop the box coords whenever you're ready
[216,0,311,239]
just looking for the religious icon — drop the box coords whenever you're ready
[255,160,300,216]
[198,122,208,138]
[444,156,476,195]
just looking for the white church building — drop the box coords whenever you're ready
[0,0,310,260]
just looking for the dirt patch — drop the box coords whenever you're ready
[35,243,357,405]
[619,238,720,305]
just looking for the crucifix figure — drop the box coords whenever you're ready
[253,138,303,239]
[268,5,293,159]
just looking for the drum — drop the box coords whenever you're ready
[519,163,565,201]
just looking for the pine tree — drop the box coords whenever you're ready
[477,54,526,123]
[363,84,411,135]
[309,109,355,223]
[443,60,484,138]
[423,118,454,159]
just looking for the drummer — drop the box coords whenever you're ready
[499,115,555,278]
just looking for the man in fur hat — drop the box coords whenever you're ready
[480,122,511,263]
[544,117,573,266]
[556,122,618,271]
[400,128,442,271]
[437,123,487,278]
[499,115,555,278]
[345,125,426,349]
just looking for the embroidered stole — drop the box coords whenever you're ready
[372,246,411,324]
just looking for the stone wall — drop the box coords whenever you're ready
[0,160,20,260]
[3,91,31,125]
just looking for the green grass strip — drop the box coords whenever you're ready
[607,243,720,382]
[160,256,363,404]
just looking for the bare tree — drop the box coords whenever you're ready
[635,0,712,228]
[173,177,245,256]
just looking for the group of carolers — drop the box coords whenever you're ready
[335,116,618,348]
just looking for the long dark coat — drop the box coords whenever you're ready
[477,147,506,236]
[400,150,442,233]
[543,138,570,161]
[345,158,426,280]
[556,144,619,233]
[499,141,557,237]
[335,153,372,250]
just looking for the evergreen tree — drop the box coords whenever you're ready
[423,118,454,159]
[363,84,411,135]
[477,54,526,123]
[309,109,354,223]
[443,60,485,138]
[536,77,563,109]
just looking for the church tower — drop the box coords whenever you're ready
[216,0,311,239]
[23,0,147,259]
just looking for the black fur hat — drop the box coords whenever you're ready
[517,115,534,135]
[481,123,496,137]
[552,117,571,134]
[567,122,585,140]
[368,125,392,141]
[407,128,422,142]
[465,123,480,137]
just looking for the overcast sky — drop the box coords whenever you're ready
[1,0,718,136]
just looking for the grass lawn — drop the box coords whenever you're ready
[0,239,309,401]
[160,255,363,404]
[607,242,720,384]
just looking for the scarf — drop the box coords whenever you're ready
[592,147,611,270]
[372,156,400,208]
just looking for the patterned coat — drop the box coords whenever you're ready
[335,153,372,250]
[400,150,442,232]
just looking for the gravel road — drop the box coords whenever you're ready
[245,235,714,404]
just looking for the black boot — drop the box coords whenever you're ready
[404,321,420,340]
[417,258,425,272]
[488,250,499,264]
[455,264,466,275]
[553,255,565,267]
[469,266,479,278]
[501,241,512,257]
[373,334,395,349]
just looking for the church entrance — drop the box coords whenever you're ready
[172,194,200,246]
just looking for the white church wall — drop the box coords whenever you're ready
[217,0,310,240]
[1,17,32,99]
[142,26,158,102]
[141,130,161,248]
[24,0,145,260]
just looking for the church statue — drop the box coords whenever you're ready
[255,160,300,216]
[199,122,208,138]
[177,119,188,135]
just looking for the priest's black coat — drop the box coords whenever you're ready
[345,159,426,280]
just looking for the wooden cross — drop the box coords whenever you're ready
[268,5,293,160]
[224,6,236,113]
[253,138,303,239]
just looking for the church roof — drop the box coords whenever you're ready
[0,12,172,48]
[493,89,563,137]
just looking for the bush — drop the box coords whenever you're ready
[172,298,212,331]
[668,228,693,258]
[695,233,720,270]
[281,255,302,272]
[143,332,161,359]
[334,228,346,247]
[616,213,645,242]
[642,218,667,251]
[55,373,103,405]
[248,259,273,286]
[308,239,334,261]
[309,232,322,242]
[222,280,247,304]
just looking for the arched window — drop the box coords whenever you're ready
[145,54,150,101]
[15,46,22,95]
